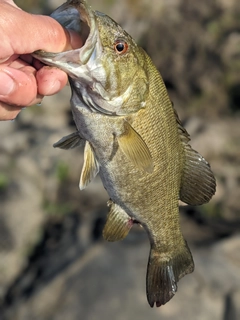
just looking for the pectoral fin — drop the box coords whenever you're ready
[103,201,133,242]
[79,141,99,190]
[180,144,216,205]
[53,132,84,149]
[117,122,153,173]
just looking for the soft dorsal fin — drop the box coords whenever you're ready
[117,121,154,173]
[53,132,84,149]
[174,112,216,205]
[180,144,216,205]
[103,200,133,242]
[79,141,99,190]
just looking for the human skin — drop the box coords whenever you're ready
[0,0,83,120]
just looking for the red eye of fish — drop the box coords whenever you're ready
[114,40,128,54]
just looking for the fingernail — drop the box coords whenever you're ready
[44,79,62,95]
[51,80,61,94]
[0,71,16,96]
[0,57,10,63]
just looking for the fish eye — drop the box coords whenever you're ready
[114,40,128,54]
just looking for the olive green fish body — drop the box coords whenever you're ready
[33,0,216,307]
[71,51,184,240]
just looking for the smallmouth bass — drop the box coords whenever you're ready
[33,0,216,307]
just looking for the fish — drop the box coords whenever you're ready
[33,0,216,307]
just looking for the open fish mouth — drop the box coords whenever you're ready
[50,0,91,45]
[33,0,98,73]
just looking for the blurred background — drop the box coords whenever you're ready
[0,0,240,319]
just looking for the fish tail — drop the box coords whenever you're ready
[146,241,194,307]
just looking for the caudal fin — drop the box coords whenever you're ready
[146,242,194,307]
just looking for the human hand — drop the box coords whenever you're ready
[0,0,83,120]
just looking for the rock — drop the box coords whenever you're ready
[1,234,240,320]
[230,289,240,320]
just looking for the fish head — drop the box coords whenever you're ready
[33,0,149,116]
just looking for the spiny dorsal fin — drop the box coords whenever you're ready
[79,141,99,190]
[173,107,190,144]
[117,121,154,173]
[103,200,133,242]
[53,132,84,149]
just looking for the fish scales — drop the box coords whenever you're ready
[33,0,216,308]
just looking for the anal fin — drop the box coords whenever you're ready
[103,201,133,242]
[53,132,84,149]
[79,141,99,190]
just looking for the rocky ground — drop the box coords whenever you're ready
[0,0,240,319]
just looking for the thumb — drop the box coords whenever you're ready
[0,2,82,58]
[31,15,83,52]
